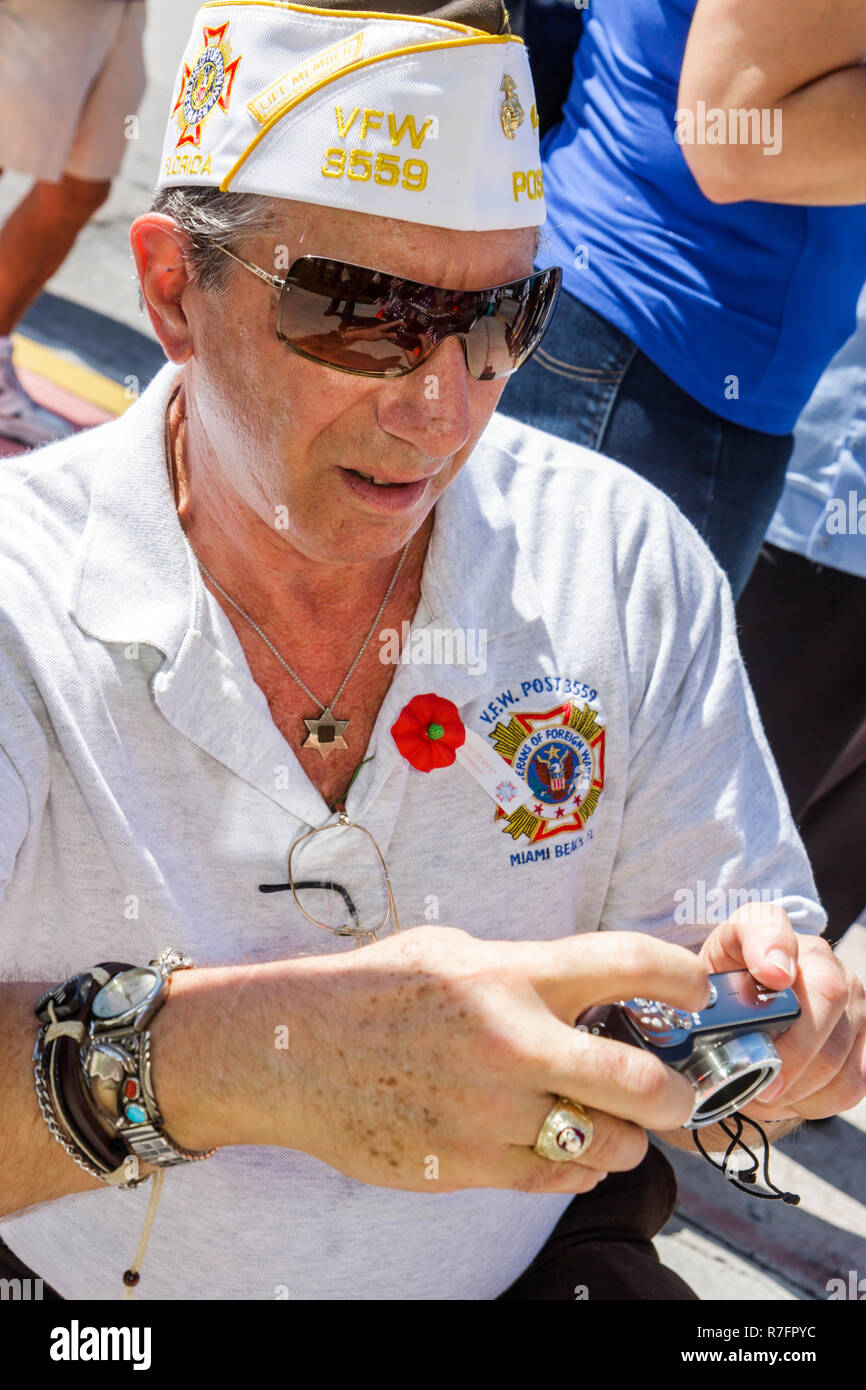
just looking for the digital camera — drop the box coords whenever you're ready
[575,970,801,1129]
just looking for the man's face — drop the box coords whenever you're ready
[182,201,537,564]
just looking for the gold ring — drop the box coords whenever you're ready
[534,1098,594,1162]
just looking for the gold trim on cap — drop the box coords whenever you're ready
[219,32,517,190]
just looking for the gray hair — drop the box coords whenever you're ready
[147,185,282,293]
[145,184,545,300]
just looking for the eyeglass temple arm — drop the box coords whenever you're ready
[216,243,284,289]
[258,877,360,926]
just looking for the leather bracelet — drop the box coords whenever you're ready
[32,962,148,1189]
[32,1025,126,1185]
[57,1023,130,1166]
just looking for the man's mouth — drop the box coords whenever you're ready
[352,470,399,487]
[347,469,426,487]
[339,465,433,512]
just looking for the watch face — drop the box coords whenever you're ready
[91,967,161,1021]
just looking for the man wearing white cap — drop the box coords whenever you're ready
[0,0,863,1302]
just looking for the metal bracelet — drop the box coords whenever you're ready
[135,1030,217,1163]
[32,1026,144,1190]
[93,1028,217,1166]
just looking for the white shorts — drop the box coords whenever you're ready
[0,0,147,183]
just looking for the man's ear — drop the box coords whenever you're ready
[129,214,197,364]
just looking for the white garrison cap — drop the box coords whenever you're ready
[157,1,546,230]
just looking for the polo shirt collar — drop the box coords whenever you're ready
[71,359,545,656]
[69,361,545,829]
[70,360,193,660]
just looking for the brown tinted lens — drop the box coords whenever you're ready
[276,258,561,379]
[461,268,561,380]
[276,258,428,376]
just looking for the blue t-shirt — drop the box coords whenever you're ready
[537,0,866,435]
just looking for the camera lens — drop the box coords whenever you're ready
[681,1031,782,1128]
[691,1068,774,1120]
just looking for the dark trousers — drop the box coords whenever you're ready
[736,543,866,942]
[497,1143,697,1300]
[0,1234,62,1299]
[500,290,794,600]
[0,1144,695,1301]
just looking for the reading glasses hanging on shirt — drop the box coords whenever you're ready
[259,810,400,947]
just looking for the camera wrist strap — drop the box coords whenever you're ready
[692,1114,801,1204]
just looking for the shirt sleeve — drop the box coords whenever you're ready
[599,511,826,951]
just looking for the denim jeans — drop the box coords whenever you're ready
[499,290,795,599]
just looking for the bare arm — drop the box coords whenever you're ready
[0,930,713,1218]
[0,964,293,1219]
[678,0,866,204]
[0,983,111,1218]
[3,921,861,1221]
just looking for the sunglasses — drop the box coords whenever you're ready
[216,246,561,380]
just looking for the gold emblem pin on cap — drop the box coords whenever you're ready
[499,74,525,139]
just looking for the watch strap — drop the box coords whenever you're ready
[85,949,217,1167]
[34,960,136,1024]
[100,1028,217,1166]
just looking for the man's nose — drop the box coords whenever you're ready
[376,334,473,456]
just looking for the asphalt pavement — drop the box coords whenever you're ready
[0,0,199,342]
[657,922,866,1301]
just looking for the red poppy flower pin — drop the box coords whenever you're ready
[391,693,466,772]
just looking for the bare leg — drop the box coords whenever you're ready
[0,172,111,334]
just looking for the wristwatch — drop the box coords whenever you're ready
[81,947,217,1167]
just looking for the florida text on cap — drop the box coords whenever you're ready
[157,0,546,230]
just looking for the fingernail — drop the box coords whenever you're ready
[766,950,795,980]
[594,1172,609,1183]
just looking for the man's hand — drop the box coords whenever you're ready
[698,905,866,1124]
[221,926,713,1194]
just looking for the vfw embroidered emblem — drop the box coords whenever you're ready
[172,22,241,150]
[488,702,605,842]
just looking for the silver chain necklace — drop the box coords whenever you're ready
[163,392,411,761]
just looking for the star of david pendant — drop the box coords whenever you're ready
[302,707,350,760]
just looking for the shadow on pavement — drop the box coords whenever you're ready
[19,291,166,389]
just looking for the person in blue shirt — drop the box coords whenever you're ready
[501,0,866,597]
[737,281,866,945]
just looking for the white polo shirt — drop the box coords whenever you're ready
[0,361,823,1300]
